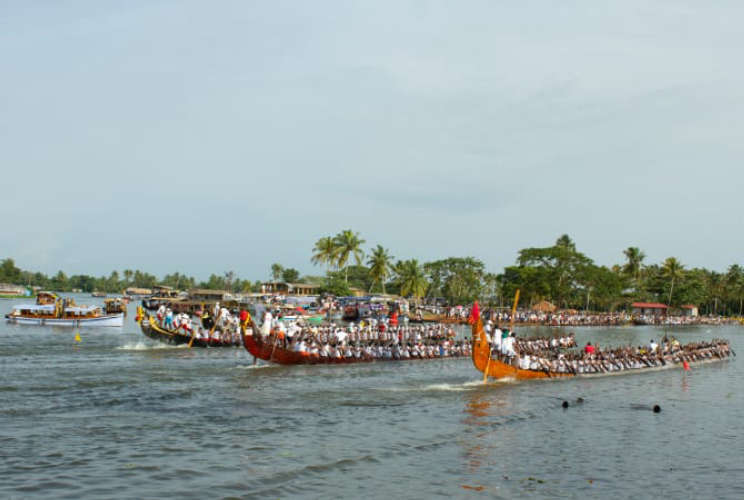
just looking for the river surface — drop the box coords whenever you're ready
[1,295,743,499]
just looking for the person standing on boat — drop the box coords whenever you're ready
[648,339,659,353]
[261,310,273,338]
[491,325,502,358]
[164,308,173,329]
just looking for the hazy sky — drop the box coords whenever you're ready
[2,1,742,280]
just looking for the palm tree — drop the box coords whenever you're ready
[311,236,337,272]
[270,263,284,281]
[123,269,134,287]
[333,230,366,284]
[662,257,684,305]
[367,245,394,294]
[726,264,743,315]
[395,259,428,299]
[622,247,645,286]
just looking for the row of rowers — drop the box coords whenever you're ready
[154,305,244,344]
[508,337,731,374]
[258,314,460,344]
[483,320,577,354]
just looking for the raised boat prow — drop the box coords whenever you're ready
[471,297,571,381]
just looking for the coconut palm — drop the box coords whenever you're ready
[622,246,645,285]
[311,236,337,272]
[367,245,394,294]
[270,263,284,281]
[662,257,684,305]
[333,230,366,284]
[395,259,428,299]
[726,264,744,315]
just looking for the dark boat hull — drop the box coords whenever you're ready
[140,318,238,348]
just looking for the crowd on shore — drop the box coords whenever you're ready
[419,305,739,327]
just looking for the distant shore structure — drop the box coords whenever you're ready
[0,283,30,297]
[262,281,320,296]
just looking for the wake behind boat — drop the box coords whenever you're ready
[4,292,124,327]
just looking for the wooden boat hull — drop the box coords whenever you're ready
[140,318,238,348]
[5,313,124,327]
[470,302,731,380]
[241,325,467,365]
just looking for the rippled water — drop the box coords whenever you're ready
[2,296,743,499]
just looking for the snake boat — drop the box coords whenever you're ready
[138,315,240,348]
[471,299,733,380]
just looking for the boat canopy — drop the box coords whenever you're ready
[14,304,55,312]
[65,306,101,313]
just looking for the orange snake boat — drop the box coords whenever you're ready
[470,300,573,380]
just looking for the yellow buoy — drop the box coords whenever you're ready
[74,332,81,342]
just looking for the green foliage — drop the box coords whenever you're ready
[318,273,351,296]
[281,268,300,283]
[333,229,366,284]
[270,263,284,281]
[395,259,428,299]
[423,257,485,305]
[367,245,394,294]
[0,258,22,283]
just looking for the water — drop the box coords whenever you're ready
[1,295,743,499]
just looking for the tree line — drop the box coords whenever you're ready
[304,231,744,315]
[3,232,743,315]
[0,259,256,295]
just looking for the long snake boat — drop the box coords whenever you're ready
[138,315,240,348]
[471,299,733,381]
[241,322,471,365]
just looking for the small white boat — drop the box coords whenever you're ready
[5,293,124,327]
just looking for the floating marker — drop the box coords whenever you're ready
[74,332,81,342]
[562,401,569,409]
[683,361,690,371]
[653,404,661,413]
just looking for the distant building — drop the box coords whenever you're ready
[0,283,28,296]
[348,287,366,298]
[631,302,668,316]
[188,289,231,301]
[680,304,699,317]
[125,287,152,297]
[262,282,319,296]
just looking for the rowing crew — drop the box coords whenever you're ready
[508,338,731,374]
[274,336,472,360]
[258,311,458,346]
[154,304,243,345]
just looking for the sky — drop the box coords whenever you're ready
[2,1,742,280]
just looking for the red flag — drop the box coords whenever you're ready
[468,301,480,325]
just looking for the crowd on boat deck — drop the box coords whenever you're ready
[488,329,732,374]
[154,303,243,345]
[253,310,472,360]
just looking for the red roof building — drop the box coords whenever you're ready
[632,302,668,315]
